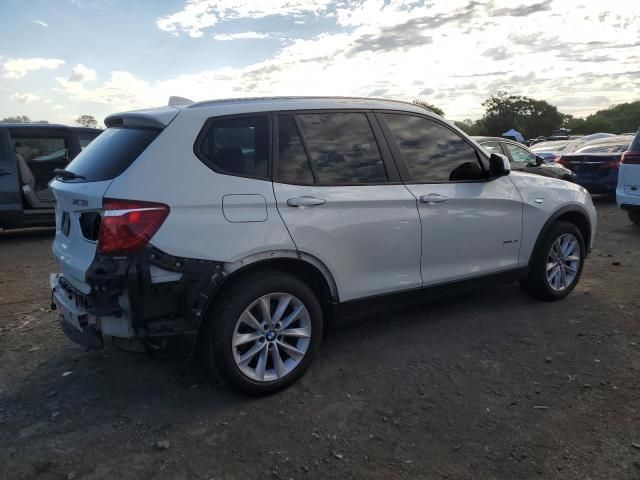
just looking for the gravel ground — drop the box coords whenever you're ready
[0,196,639,480]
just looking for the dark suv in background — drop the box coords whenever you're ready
[0,124,101,229]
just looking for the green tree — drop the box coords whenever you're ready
[412,99,444,117]
[75,114,98,128]
[480,92,564,139]
[454,119,485,136]
[0,115,31,123]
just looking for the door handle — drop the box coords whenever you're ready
[287,196,326,207]
[0,169,13,177]
[420,193,448,204]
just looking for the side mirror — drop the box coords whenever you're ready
[535,155,545,166]
[488,153,511,178]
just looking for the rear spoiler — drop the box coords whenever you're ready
[105,106,180,129]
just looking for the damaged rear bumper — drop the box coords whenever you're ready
[51,246,228,352]
[51,273,103,350]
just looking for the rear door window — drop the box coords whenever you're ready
[197,115,269,179]
[276,114,314,184]
[481,141,504,155]
[504,143,536,163]
[63,127,160,182]
[295,112,388,184]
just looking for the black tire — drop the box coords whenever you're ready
[520,221,586,301]
[203,271,323,396]
[628,210,640,225]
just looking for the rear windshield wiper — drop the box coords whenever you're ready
[54,168,85,181]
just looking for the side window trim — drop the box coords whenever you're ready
[273,108,401,186]
[375,110,488,184]
[291,114,319,183]
[193,112,272,181]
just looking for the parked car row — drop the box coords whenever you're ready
[49,96,597,394]
[474,137,576,182]
[0,124,101,229]
[528,133,634,194]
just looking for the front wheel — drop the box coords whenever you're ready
[628,210,640,225]
[520,221,586,301]
[203,271,323,395]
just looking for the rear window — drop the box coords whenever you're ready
[64,127,159,182]
[76,131,100,149]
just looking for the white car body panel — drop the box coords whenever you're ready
[273,182,422,301]
[104,111,295,261]
[617,163,640,207]
[508,172,597,258]
[50,178,112,293]
[49,97,598,329]
[404,176,523,285]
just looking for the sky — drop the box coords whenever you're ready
[0,0,639,126]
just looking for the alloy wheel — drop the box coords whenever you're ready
[231,293,312,382]
[546,233,581,292]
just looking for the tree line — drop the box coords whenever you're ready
[0,115,99,128]
[414,94,640,139]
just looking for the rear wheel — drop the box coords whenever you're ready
[628,210,640,225]
[520,221,585,301]
[203,271,323,395]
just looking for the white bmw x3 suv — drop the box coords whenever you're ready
[50,97,596,395]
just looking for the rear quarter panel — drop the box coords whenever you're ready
[104,108,296,262]
[509,172,596,265]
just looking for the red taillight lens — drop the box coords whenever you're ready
[602,159,621,170]
[556,157,571,168]
[98,199,170,255]
[621,152,640,164]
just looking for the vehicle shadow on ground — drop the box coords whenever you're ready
[2,282,558,420]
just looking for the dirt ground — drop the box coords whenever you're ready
[0,195,639,480]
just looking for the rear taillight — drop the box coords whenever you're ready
[98,199,169,255]
[621,152,640,164]
[556,157,571,168]
[602,159,621,170]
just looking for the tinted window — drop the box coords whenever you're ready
[504,143,536,163]
[76,131,100,149]
[64,127,159,182]
[277,115,314,184]
[383,114,483,182]
[199,116,268,179]
[297,113,387,184]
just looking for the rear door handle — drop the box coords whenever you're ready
[420,193,449,204]
[287,196,326,207]
[0,169,13,177]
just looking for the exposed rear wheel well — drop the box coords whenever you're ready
[207,258,336,328]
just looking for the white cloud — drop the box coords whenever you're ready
[212,31,270,41]
[52,104,64,110]
[157,0,333,37]
[2,57,65,79]
[10,92,40,104]
[50,1,640,120]
[33,20,49,27]
[68,63,97,82]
